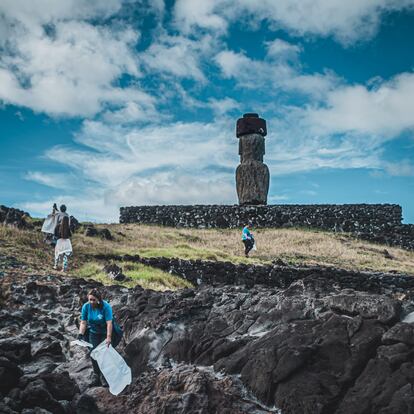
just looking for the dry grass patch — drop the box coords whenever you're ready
[0,225,53,272]
[2,223,414,276]
[78,224,414,274]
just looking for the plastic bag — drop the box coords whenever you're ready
[70,339,93,348]
[252,242,257,251]
[403,311,414,323]
[91,341,132,395]
[55,239,72,259]
[41,214,58,234]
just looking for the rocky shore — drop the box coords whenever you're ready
[1,253,414,413]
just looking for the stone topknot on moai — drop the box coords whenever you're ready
[236,113,270,205]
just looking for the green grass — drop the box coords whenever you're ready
[76,261,193,291]
[135,246,264,265]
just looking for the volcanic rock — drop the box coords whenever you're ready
[1,261,414,413]
[0,205,30,228]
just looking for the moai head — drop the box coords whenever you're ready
[236,113,267,137]
[236,113,267,162]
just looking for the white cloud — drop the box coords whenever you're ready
[24,118,240,221]
[265,39,301,59]
[306,72,414,136]
[174,0,227,34]
[0,0,123,33]
[0,0,168,118]
[35,119,238,219]
[20,172,237,223]
[20,193,120,223]
[208,97,240,116]
[24,171,72,189]
[0,18,150,117]
[174,0,414,45]
[102,101,160,124]
[384,160,414,177]
[142,34,215,82]
[215,50,250,78]
[108,172,236,206]
[264,108,384,175]
[215,48,339,99]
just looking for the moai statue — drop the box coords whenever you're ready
[236,113,270,205]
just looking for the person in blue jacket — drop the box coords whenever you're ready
[242,223,255,257]
[78,288,113,386]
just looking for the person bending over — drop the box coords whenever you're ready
[78,289,113,387]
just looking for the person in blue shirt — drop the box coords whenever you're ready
[77,288,113,386]
[242,223,255,257]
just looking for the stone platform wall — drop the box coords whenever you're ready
[120,203,402,231]
[120,204,414,250]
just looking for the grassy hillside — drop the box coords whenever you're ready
[1,221,414,291]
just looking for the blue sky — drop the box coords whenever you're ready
[1,0,414,222]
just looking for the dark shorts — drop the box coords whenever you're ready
[243,239,254,255]
[89,331,107,349]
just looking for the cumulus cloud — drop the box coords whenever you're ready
[305,72,414,137]
[215,46,339,99]
[0,0,164,118]
[142,34,213,81]
[174,0,414,44]
[0,0,123,32]
[174,0,227,34]
[265,39,302,59]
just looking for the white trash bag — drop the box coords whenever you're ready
[252,242,257,251]
[70,339,93,348]
[402,311,414,323]
[91,341,132,395]
[41,214,58,234]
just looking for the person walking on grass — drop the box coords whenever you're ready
[242,223,255,257]
[55,204,70,230]
[77,289,114,387]
[54,215,72,272]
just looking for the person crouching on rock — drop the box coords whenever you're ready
[77,289,113,387]
[53,215,72,272]
[242,223,255,257]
